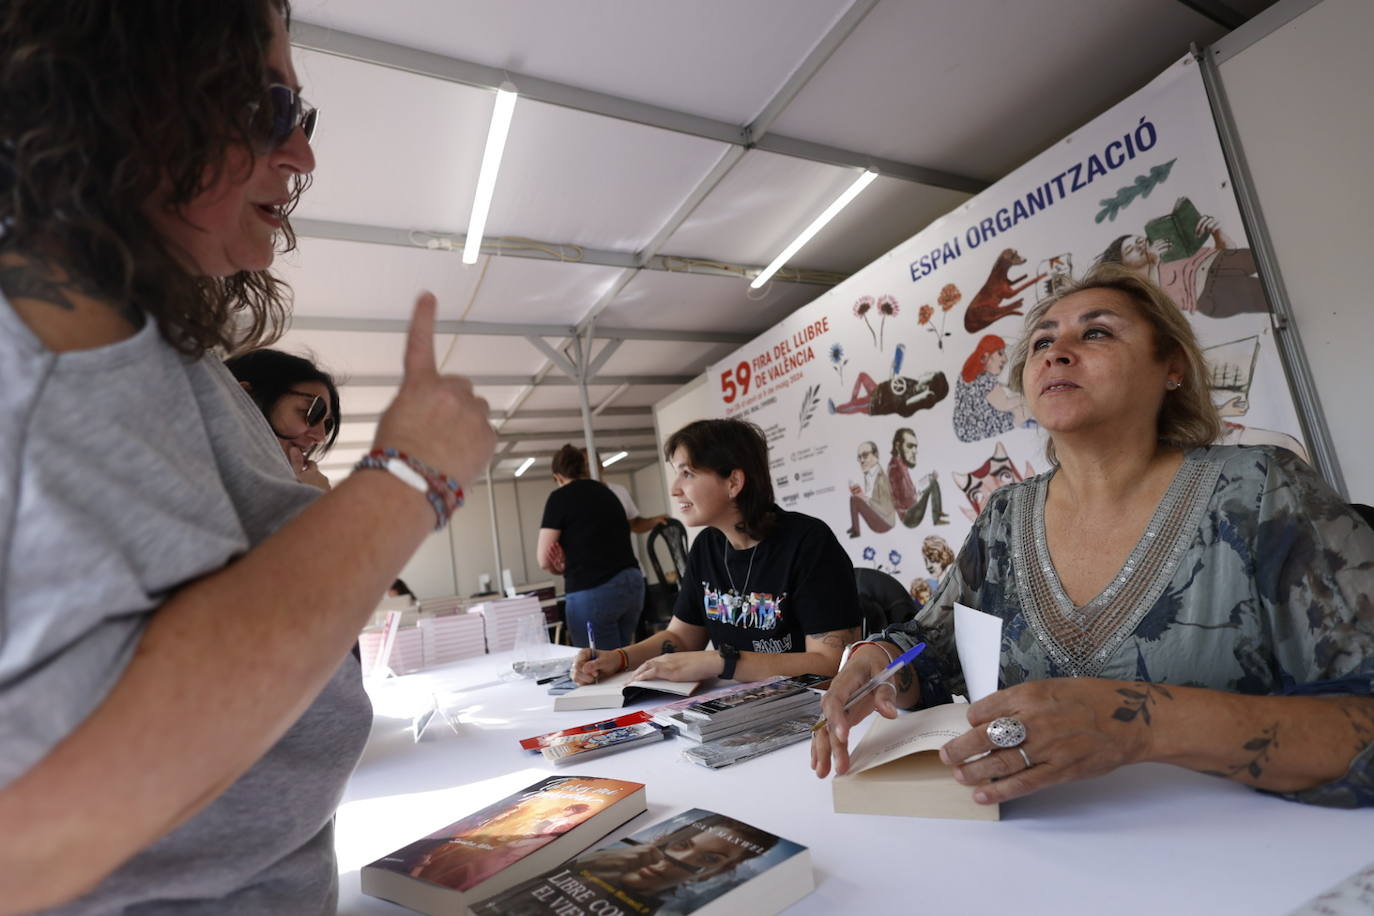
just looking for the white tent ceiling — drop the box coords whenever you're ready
[279,0,1275,480]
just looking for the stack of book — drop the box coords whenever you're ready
[471,596,544,652]
[650,675,826,769]
[417,595,465,618]
[653,675,823,744]
[360,626,424,675]
[419,613,487,667]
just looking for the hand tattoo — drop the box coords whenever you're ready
[1111,683,1174,726]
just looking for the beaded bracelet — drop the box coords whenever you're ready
[354,447,464,530]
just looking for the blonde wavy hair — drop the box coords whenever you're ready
[1007,262,1221,463]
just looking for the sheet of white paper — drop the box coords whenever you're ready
[954,602,1002,702]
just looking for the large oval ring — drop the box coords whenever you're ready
[986,716,1027,748]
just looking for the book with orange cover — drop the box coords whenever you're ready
[361,775,646,914]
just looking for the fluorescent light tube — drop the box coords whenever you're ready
[750,169,878,289]
[603,451,628,467]
[462,84,518,264]
[514,456,536,477]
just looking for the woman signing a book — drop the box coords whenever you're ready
[572,418,862,685]
[0,2,496,912]
[812,263,1374,808]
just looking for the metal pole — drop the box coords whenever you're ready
[1196,44,1347,496]
[572,331,601,481]
[483,463,504,590]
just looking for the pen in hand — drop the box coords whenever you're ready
[811,641,927,733]
[587,622,598,684]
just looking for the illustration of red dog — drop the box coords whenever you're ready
[964,249,1046,333]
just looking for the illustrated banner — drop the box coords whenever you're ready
[708,57,1305,603]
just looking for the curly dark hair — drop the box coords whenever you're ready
[0,0,302,356]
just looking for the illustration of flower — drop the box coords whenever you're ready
[862,545,901,576]
[888,549,902,567]
[876,295,899,350]
[853,296,877,346]
[919,285,959,350]
[938,283,962,311]
[829,342,848,385]
[862,546,876,562]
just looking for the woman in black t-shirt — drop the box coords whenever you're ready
[538,445,644,648]
[572,419,861,685]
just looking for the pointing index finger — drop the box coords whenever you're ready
[404,292,439,379]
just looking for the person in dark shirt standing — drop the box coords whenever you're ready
[571,418,861,684]
[538,445,644,648]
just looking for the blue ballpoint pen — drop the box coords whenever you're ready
[587,622,598,683]
[811,641,927,733]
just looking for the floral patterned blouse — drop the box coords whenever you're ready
[881,444,1374,807]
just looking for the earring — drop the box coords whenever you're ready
[1166,379,1181,391]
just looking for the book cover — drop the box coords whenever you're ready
[831,702,998,821]
[682,713,819,768]
[519,711,655,751]
[540,722,671,766]
[1144,195,1207,264]
[553,669,703,712]
[361,775,647,915]
[680,677,823,723]
[647,678,784,726]
[475,808,812,916]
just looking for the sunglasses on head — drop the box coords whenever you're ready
[250,83,318,151]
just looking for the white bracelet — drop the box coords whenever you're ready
[379,456,429,494]
[842,640,897,668]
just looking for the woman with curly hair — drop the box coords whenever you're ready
[0,1,494,911]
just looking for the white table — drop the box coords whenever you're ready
[336,650,1373,915]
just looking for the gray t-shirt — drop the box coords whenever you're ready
[0,293,372,913]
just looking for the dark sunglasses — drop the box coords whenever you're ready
[250,83,318,151]
[289,389,335,433]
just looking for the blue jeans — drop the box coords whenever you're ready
[564,567,645,650]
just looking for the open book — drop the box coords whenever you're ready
[553,669,703,711]
[832,702,998,821]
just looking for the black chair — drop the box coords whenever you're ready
[639,519,689,638]
[854,568,919,634]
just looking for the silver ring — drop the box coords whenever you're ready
[1017,747,1033,769]
[986,716,1027,748]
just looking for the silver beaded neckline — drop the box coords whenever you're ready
[1010,454,1221,678]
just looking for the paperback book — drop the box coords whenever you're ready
[540,722,672,766]
[519,711,655,751]
[475,808,813,916]
[361,775,647,914]
[831,702,998,821]
[553,669,703,712]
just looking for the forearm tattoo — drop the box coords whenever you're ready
[1111,683,1174,726]
[1202,724,1280,782]
[816,628,859,651]
[659,638,676,655]
[1333,698,1374,753]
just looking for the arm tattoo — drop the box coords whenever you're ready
[1201,724,1280,782]
[1333,697,1374,753]
[659,638,676,655]
[814,627,859,651]
[1111,683,1174,726]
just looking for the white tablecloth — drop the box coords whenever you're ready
[336,650,1374,915]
